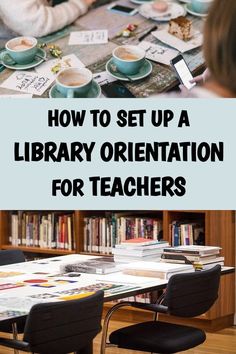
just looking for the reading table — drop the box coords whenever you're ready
[0,254,233,353]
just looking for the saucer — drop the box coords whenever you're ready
[1,48,47,70]
[49,80,101,98]
[129,0,151,4]
[139,2,186,21]
[106,58,152,82]
[185,3,208,17]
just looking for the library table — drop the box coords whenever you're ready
[0,254,234,353]
[0,254,168,326]
[0,0,205,97]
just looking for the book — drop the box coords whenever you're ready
[122,261,194,280]
[120,238,166,247]
[115,241,169,250]
[112,247,165,257]
[163,245,221,256]
[61,257,121,274]
[161,253,224,265]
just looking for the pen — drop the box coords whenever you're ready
[138,25,158,42]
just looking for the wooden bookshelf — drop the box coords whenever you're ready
[0,210,235,330]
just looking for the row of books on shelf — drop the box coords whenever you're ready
[10,212,75,250]
[170,221,204,246]
[83,215,163,254]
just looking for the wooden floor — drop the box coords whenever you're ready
[0,322,235,354]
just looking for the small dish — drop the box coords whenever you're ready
[49,80,101,98]
[139,2,186,21]
[1,48,47,70]
[106,58,152,81]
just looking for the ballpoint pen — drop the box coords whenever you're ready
[138,25,158,42]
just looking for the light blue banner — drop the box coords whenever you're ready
[0,98,235,209]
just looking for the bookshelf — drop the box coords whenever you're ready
[0,210,235,330]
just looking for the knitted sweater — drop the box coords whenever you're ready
[0,0,88,42]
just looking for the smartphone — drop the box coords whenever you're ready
[101,81,135,98]
[171,54,196,90]
[107,4,138,16]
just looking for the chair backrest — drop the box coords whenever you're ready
[163,265,221,317]
[23,290,104,354]
[0,249,25,265]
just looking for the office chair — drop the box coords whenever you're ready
[0,290,104,354]
[0,249,26,354]
[101,265,221,354]
[0,249,26,266]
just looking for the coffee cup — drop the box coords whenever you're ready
[112,45,145,75]
[56,67,93,98]
[191,0,213,14]
[5,36,37,65]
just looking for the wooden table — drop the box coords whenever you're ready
[0,0,206,97]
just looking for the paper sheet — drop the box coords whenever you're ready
[93,71,116,85]
[69,30,108,45]
[0,94,33,98]
[35,54,85,79]
[138,41,178,66]
[0,71,54,96]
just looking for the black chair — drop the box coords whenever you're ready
[0,249,26,266]
[101,265,221,354]
[0,290,104,354]
[0,249,26,354]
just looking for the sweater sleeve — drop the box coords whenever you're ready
[0,0,89,38]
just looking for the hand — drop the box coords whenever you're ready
[190,68,210,84]
[179,69,210,93]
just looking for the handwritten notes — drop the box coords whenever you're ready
[35,54,85,79]
[138,41,178,66]
[93,71,116,86]
[0,71,53,96]
[69,30,108,45]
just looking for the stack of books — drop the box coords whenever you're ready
[112,238,169,263]
[61,257,121,275]
[161,245,224,269]
[122,261,194,280]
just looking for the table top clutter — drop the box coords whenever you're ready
[0,0,205,98]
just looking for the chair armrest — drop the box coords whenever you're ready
[130,302,168,314]
[0,337,30,351]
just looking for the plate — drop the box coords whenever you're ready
[152,28,203,53]
[185,3,208,17]
[49,80,101,98]
[1,48,47,70]
[129,0,152,4]
[139,2,186,21]
[106,58,152,82]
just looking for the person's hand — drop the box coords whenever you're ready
[179,69,210,93]
[84,0,96,5]
[190,68,210,84]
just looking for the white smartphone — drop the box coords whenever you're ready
[171,54,196,90]
[107,4,138,16]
